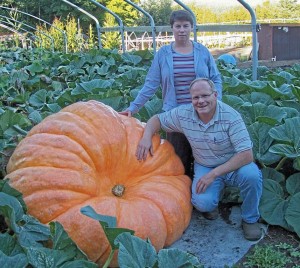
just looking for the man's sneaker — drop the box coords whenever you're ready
[242,221,262,241]
[202,207,219,220]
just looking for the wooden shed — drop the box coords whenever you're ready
[257,23,300,61]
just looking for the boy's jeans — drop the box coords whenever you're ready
[191,162,262,223]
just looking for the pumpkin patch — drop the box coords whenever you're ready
[5,100,192,267]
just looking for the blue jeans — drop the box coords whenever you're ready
[191,162,262,223]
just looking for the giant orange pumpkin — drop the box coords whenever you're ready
[5,100,192,267]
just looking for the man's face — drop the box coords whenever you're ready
[172,20,192,42]
[190,80,218,119]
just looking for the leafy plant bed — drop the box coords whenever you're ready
[234,223,300,268]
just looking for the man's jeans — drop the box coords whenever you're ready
[191,162,262,223]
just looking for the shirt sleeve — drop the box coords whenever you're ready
[157,108,183,133]
[128,50,162,114]
[229,114,253,153]
[207,53,223,100]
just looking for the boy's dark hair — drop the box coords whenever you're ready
[170,10,194,27]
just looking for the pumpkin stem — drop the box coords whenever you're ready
[112,184,125,197]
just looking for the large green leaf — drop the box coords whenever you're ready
[72,79,113,95]
[0,180,27,212]
[286,173,300,195]
[261,167,285,184]
[0,251,28,268]
[269,144,299,158]
[240,103,287,126]
[0,110,31,136]
[222,95,244,110]
[26,247,75,268]
[259,179,290,230]
[121,53,142,65]
[29,89,48,108]
[50,222,87,260]
[17,215,50,248]
[0,192,24,222]
[158,248,202,268]
[285,192,300,237]
[25,61,44,75]
[248,122,280,165]
[269,117,300,144]
[0,233,23,256]
[115,232,157,268]
[81,206,134,250]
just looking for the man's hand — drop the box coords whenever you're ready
[136,136,154,161]
[119,110,132,117]
[196,172,216,194]
[135,115,161,162]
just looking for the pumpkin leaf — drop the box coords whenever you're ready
[17,215,50,248]
[26,247,76,268]
[0,179,27,213]
[49,221,88,260]
[285,192,300,237]
[157,248,202,268]
[0,233,24,256]
[261,168,285,184]
[115,232,157,268]
[0,251,28,268]
[286,173,300,195]
[0,192,24,223]
[80,205,117,228]
[80,206,134,250]
[269,117,300,145]
[60,260,98,268]
[248,122,281,165]
[259,179,291,230]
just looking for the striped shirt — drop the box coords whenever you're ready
[158,101,252,167]
[172,49,195,104]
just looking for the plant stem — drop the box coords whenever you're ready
[102,249,115,268]
[275,157,288,171]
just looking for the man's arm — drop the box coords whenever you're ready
[136,115,161,161]
[196,149,254,194]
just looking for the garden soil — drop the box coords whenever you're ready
[169,204,268,268]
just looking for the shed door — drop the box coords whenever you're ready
[273,26,300,61]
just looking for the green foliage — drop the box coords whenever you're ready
[243,245,291,268]
[35,16,91,52]
[137,0,173,26]
[218,61,300,235]
[0,179,97,268]
[102,14,121,50]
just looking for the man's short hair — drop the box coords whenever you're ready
[189,78,216,91]
[170,10,194,27]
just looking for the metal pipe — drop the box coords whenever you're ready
[0,15,54,51]
[87,0,125,53]
[237,0,258,80]
[0,22,42,49]
[0,6,67,53]
[61,0,102,49]
[174,0,197,42]
[123,0,156,54]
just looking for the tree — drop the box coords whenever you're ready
[256,1,279,20]
[136,0,173,26]
[277,0,300,19]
